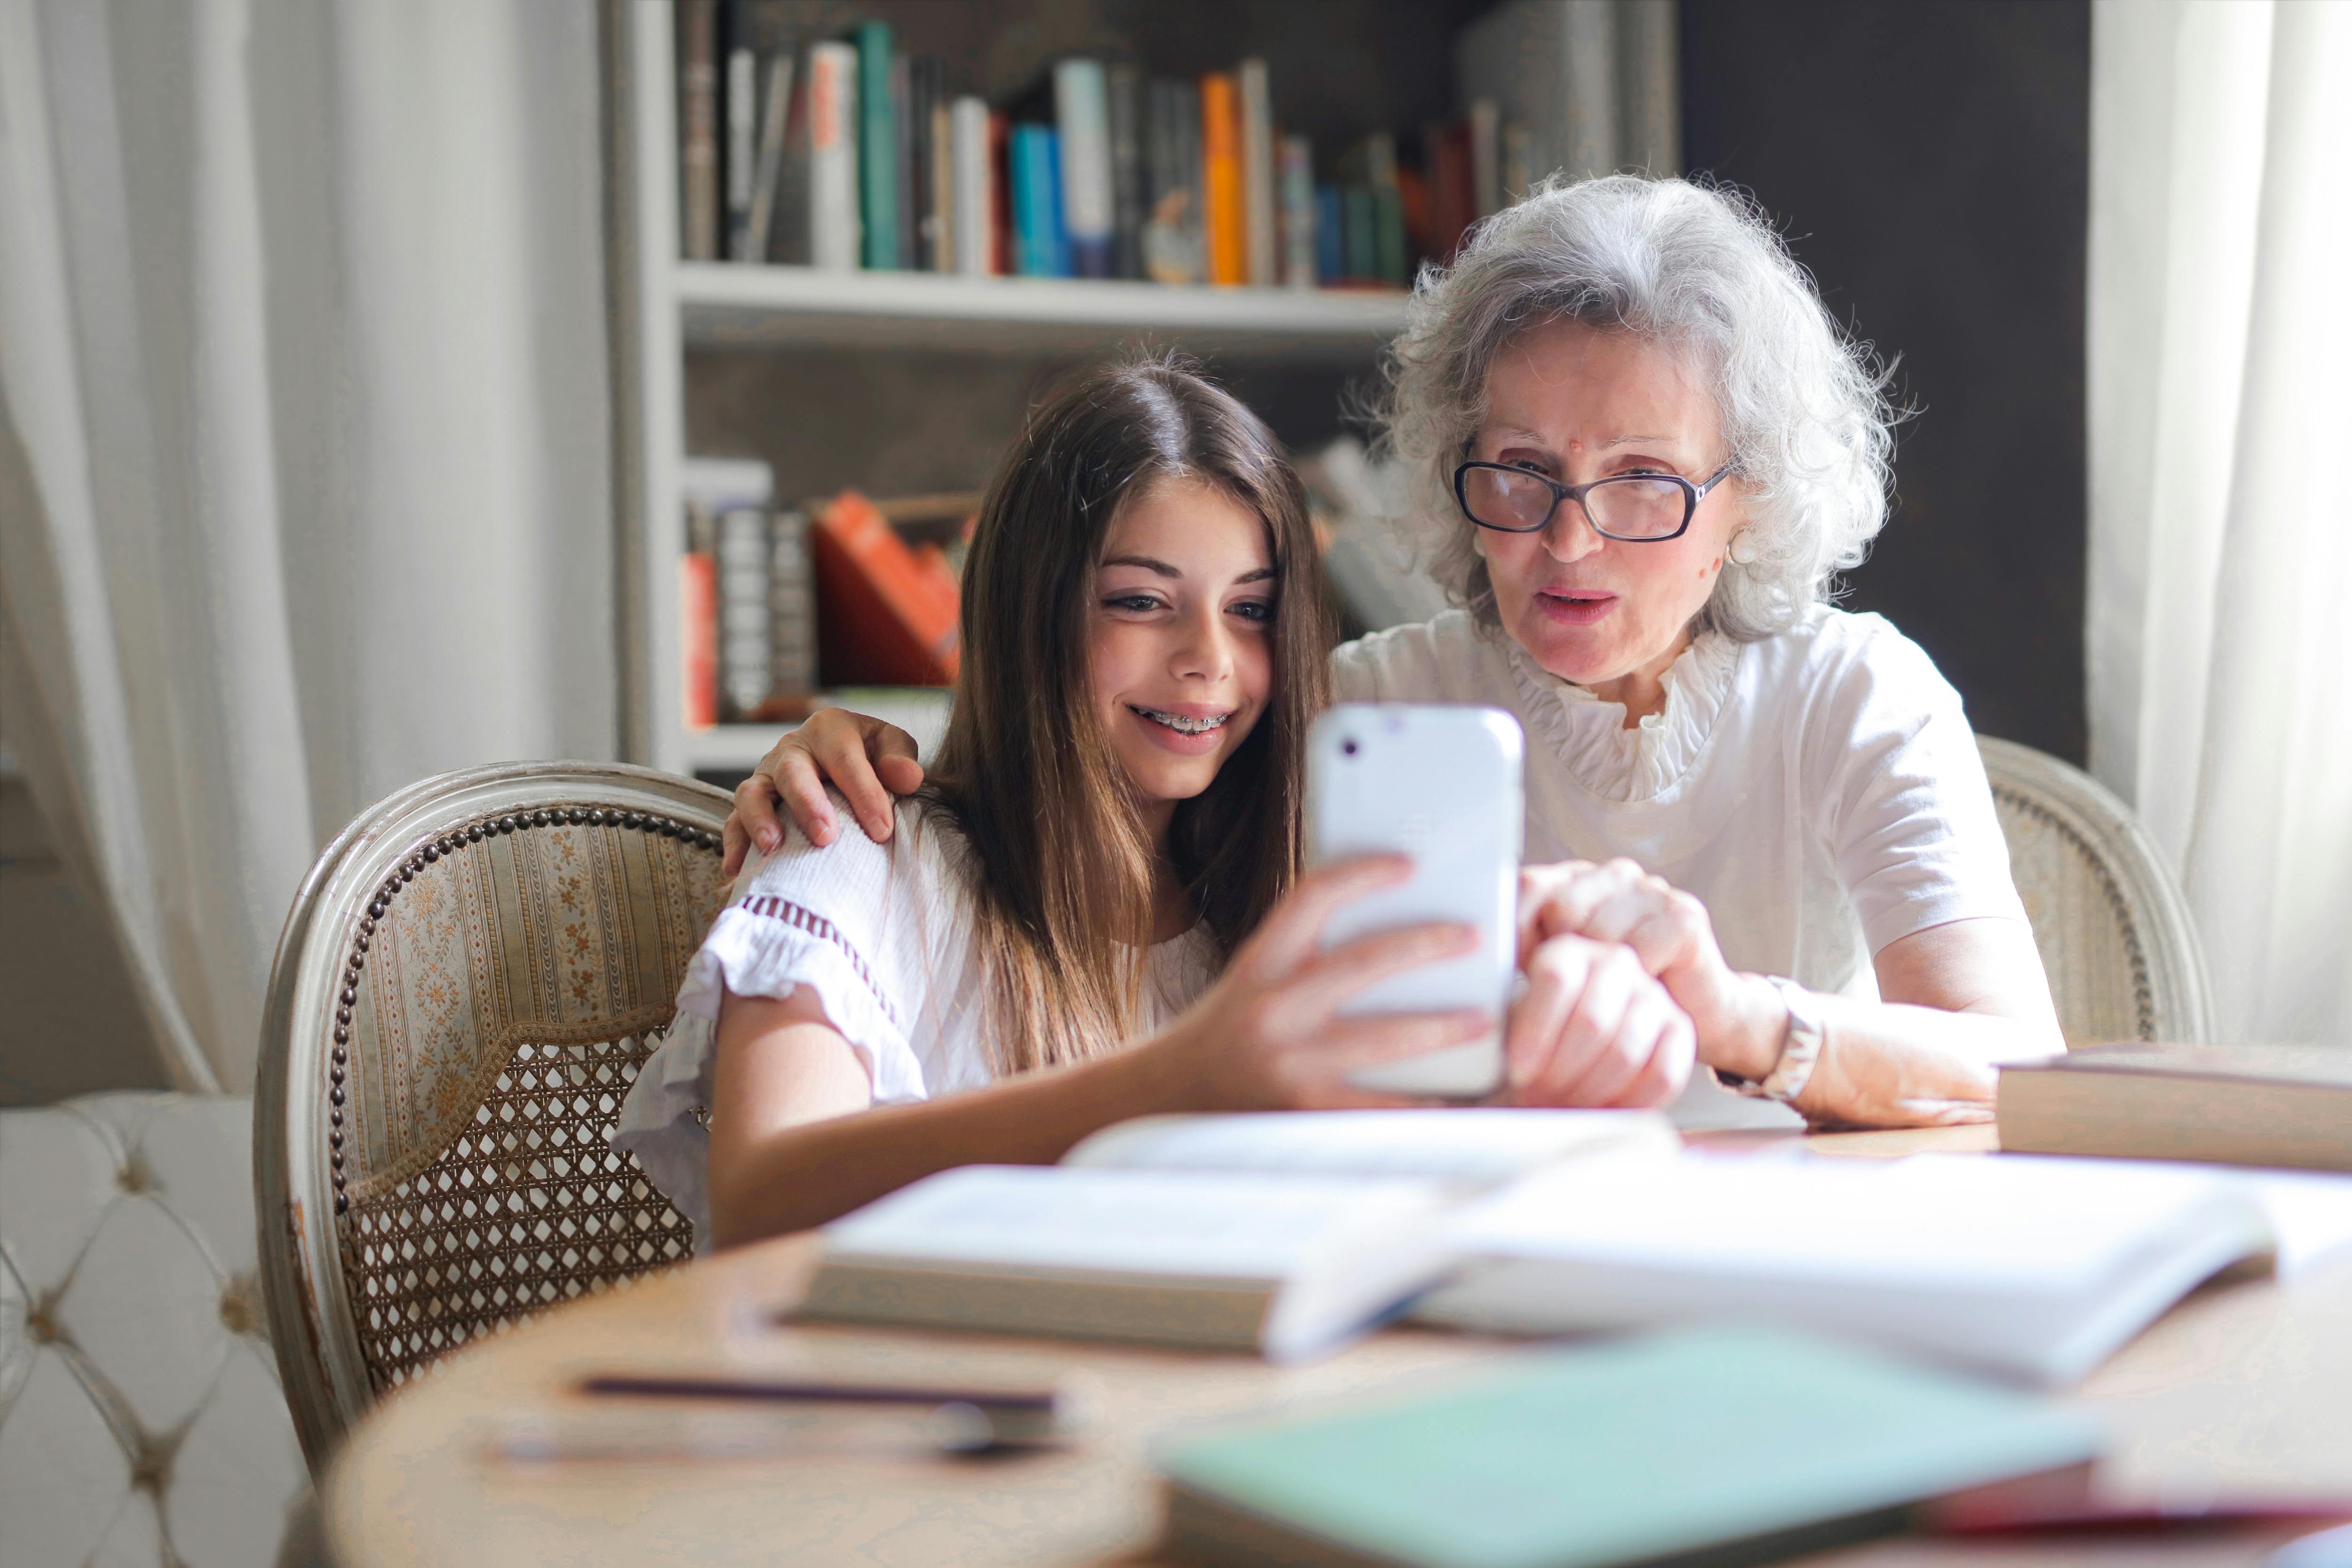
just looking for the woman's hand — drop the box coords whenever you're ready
[1517,859,1787,1083]
[1503,933,1695,1107]
[1143,857,1496,1110]
[723,708,923,875]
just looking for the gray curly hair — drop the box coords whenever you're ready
[1374,173,1895,641]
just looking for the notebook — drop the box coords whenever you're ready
[794,1109,1673,1362]
[1156,1325,2103,1568]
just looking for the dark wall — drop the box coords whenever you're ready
[1682,0,2089,761]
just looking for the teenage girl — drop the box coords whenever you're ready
[616,359,1689,1250]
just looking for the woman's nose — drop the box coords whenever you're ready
[1540,502,1608,563]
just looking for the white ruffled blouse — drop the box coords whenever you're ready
[613,797,1220,1250]
[1334,605,2029,1130]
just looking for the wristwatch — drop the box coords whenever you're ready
[1726,975,1826,1106]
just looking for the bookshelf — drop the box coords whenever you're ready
[609,3,1412,782]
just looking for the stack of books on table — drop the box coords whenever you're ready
[671,3,1538,288]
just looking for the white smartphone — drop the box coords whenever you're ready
[1305,703,1524,1099]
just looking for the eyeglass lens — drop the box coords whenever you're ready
[1462,468,1689,539]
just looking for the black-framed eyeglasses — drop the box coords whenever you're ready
[1452,461,1735,541]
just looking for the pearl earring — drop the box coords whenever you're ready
[1725,527,1759,566]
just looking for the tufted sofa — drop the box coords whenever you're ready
[0,1093,310,1568]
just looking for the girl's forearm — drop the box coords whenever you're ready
[707,1036,1188,1249]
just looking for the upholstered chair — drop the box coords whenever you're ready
[254,763,732,1472]
[1978,737,2212,1047]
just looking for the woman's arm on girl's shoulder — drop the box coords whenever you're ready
[724,708,926,873]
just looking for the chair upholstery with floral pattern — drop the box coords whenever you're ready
[1978,736,2212,1047]
[254,763,732,1471]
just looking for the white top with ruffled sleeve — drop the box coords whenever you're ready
[612,796,1221,1250]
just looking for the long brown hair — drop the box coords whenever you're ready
[922,356,1334,1074]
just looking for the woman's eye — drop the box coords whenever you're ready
[1229,599,1274,624]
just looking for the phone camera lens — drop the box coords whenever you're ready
[1341,739,1359,757]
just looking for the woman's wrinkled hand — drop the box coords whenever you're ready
[723,708,923,875]
[1518,859,1783,1082]
[1143,857,1493,1111]
[1502,932,1694,1107]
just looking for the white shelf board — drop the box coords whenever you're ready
[676,263,1411,358]
[681,688,954,775]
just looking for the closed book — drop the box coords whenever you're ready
[723,40,757,260]
[949,96,993,275]
[1315,184,1344,282]
[1157,1327,2102,1568]
[674,0,719,260]
[923,70,952,271]
[679,550,717,730]
[744,48,795,262]
[890,53,916,271]
[1200,73,1244,286]
[801,1110,1671,1362]
[1053,58,1114,279]
[1237,58,1276,287]
[1425,119,1473,261]
[1011,125,1066,277]
[989,110,1014,275]
[1342,184,1375,282]
[1279,135,1316,290]
[768,508,817,701]
[1366,132,1405,285]
[805,40,859,270]
[716,507,770,719]
[810,490,960,687]
[1998,1043,2352,1173]
[1143,79,1202,285]
[1106,64,1144,278]
[854,19,896,270]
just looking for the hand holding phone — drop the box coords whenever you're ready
[1306,704,1525,1098]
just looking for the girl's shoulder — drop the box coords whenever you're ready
[730,790,975,919]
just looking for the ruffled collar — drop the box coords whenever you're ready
[1503,628,1743,804]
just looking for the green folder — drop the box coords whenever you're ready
[1156,1327,2101,1568]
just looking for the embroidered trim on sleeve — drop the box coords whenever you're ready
[735,894,904,1031]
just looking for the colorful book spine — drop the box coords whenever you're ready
[1011,125,1068,277]
[950,96,993,275]
[769,509,818,703]
[806,41,859,270]
[1315,184,1344,282]
[855,20,896,270]
[680,547,717,729]
[1107,64,1144,279]
[724,36,758,260]
[891,53,916,270]
[1238,59,1276,287]
[925,71,953,272]
[675,0,719,260]
[811,492,961,688]
[1343,184,1375,282]
[1200,73,1244,287]
[1142,80,1201,285]
[1054,59,1114,280]
[717,507,771,719]
[1279,134,1316,290]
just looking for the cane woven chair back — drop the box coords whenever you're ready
[1978,737,2212,1048]
[255,763,732,1471]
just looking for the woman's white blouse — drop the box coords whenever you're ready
[1334,605,2029,1002]
[613,797,1220,1249]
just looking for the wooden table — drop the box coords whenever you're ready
[324,1128,2352,1567]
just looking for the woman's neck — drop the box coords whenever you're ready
[1581,627,1693,729]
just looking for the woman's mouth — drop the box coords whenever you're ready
[1534,589,1617,627]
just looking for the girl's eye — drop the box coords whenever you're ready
[1104,594,1164,613]
[1229,599,1274,624]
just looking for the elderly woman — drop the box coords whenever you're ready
[724,175,2062,1128]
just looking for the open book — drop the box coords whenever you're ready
[795,1109,1673,1363]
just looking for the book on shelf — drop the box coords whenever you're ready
[716,506,770,721]
[1237,58,1277,287]
[796,1109,1675,1362]
[1279,134,1316,290]
[1053,59,1114,279]
[804,40,859,270]
[680,458,776,728]
[742,47,795,263]
[949,96,992,276]
[1008,125,1063,277]
[1143,78,1204,285]
[1313,184,1344,283]
[854,20,896,271]
[1106,64,1144,279]
[890,52,916,271]
[767,507,817,711]
[1199,72,1245,286]
[810,489,960,688]
[1155,1327,2103,1568]
[919,58,951,272]
[1998,1043,2352,1173]
[674,0,719,261]
[722,25,757,262]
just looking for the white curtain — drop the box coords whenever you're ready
[0,0,616,1093]
[2086,0,2352,1045]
